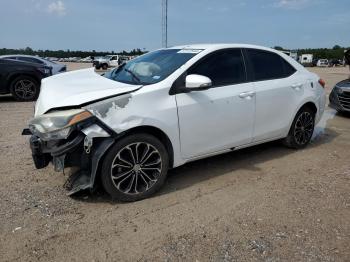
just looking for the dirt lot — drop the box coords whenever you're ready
[0,64,349,261]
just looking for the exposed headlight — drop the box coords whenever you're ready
[29,109,92,140]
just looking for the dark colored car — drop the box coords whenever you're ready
[329,79,350,113]
[328,59,342,67]
[329,50,350,113]
[0,58,52,101]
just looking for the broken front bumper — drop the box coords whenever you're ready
[24,120,116,195]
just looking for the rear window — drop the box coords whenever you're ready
[246,49,296,81]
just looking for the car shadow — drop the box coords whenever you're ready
[0,95,17,103]
[75,125,339,204]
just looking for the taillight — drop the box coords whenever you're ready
[318,78,326,88]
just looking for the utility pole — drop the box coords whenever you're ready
[162,0,168,48]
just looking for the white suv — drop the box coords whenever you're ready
[25,44,326,201]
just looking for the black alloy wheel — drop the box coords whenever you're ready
[283,106,315,149]
[10,76,40,101]
[101,133,169,202]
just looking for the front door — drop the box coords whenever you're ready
[176,49,256,159]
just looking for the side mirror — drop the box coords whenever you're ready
[185,74,212,91]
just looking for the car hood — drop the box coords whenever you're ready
[35,68,141,116]
[336,79,350,89]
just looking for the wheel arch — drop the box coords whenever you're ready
[285,100,318,137]
[117,125,175,168]
[90,125,175,192]
[7,73,40,90]
[300,101,317,115]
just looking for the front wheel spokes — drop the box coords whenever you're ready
[140,150,157,165]
[142,158,161,167]
[111,142,162,194]
[140,170,157,187]
[116,153,133,168]
[112,169,133,180]
[126,146,137,164]
[115,172,134,190]
[123,172,136,193]
[139,144,151,163]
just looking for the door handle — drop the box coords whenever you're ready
[291,83,303,90]
[239,91,255,98]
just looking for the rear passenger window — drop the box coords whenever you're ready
[246,49,296,81]
[188,49,246,86]
[281,58,296,77]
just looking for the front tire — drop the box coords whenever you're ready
[101,133,169,202]
[10,75,40,101]
[283,107,315,149]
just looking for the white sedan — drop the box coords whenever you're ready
[25,44,326,201]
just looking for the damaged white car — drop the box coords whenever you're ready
[24,44,326,201]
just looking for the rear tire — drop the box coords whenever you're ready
[101,133,169,202]
[10,75,40,101]
[283,107,315,149]
[102,63,108,70]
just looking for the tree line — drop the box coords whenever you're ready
[274,45,349,60]
[0,45,348,60]
[0,47,147,58]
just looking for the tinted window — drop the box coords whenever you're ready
[282,58,296,77]
[4,57,17,60]
[188,49,246,86]
[246,49,295,81]
[18,57,43,64]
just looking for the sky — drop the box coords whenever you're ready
[0,0,349,52]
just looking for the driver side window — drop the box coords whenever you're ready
[188,49,246,87]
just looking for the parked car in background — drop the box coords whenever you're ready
[329,79,350,113]
[0,55,66,75]
[328,59,342,67]
[317,59,329,67]
[299,54,313,66]
[93,55,120,70]
[0,58,51,101]
[79,56,93,63]
[25,44,326,201]
[329,50,350,113]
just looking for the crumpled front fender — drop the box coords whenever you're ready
[65,138,115,195]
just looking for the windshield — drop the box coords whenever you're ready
[105,49,201,85]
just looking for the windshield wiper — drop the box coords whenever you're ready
[124,68,141,83]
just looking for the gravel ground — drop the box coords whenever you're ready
[0,65,349,261]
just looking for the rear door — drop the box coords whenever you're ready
[244,49,302,141]
[176,49,256,159]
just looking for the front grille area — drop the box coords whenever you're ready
[338,91,350,110]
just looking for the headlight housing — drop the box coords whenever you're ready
[335,86,343,94]
[29,109,92,140]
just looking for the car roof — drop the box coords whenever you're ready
[0,58,43,67]
[0,54,43,59]
[167,43,306,73]
[168,43,278,53]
